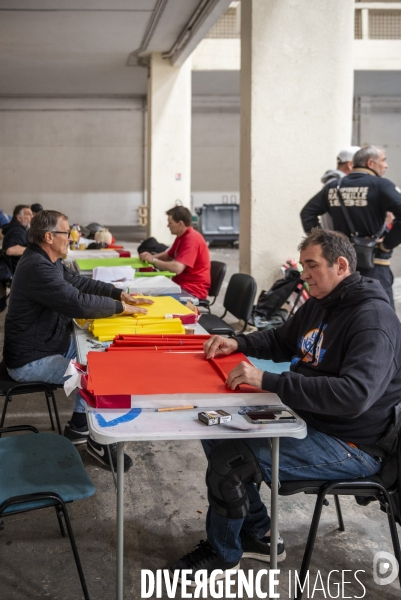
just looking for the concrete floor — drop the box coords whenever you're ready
[0,238,400,600]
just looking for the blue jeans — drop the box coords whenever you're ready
[202,427,381,563]
[7,337,86,414]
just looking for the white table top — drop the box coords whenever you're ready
[67,249,121,260]
[86,404,307,445]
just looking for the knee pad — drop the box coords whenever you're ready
[206,440,263,519]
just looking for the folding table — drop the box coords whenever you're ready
[86,402,306,600]
[75,324,305,598]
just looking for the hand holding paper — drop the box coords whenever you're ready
[121,304,148,316]
[226,361,264,391]
[139,251,154,262]
[204,335,239,360]
[120,291,154,306]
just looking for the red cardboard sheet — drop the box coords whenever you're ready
[86,351,260,396]
[106,333,208,353]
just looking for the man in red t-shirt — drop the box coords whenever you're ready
[139,206,211,299]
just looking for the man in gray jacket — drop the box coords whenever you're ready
[3,210,152,472]
[319,146,360,229]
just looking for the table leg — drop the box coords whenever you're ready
[117,441,125,600]
[270,437,279,570]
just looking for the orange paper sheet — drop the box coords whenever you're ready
[86,351,260,396]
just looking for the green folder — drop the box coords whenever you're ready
[75,257,175,278]
[75,258,148,270]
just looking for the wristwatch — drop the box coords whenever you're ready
[153,257,158,264]
[120,301,127,314]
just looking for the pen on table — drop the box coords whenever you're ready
[155,405,196,412]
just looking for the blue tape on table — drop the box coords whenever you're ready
[94,407,142,428]
[248,358,291,374]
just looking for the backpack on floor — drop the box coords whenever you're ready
[250,267,305,330]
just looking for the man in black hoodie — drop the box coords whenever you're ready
[169,229,401,584]
[300,146,401,308]
[2,204,33,273]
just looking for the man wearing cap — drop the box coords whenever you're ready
[321,146,360,188]
[319,146,360,229]
[301,145,401,308]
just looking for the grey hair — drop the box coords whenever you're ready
[29,210,68,245]
[353,146,383,168]
[12,204,30,221]
[298,228,357,274]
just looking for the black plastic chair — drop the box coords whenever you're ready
[198,260,227,313]
[199,273,257,334]
[0,361,61,435]
[278,444,401,599]
[0,425,95,599]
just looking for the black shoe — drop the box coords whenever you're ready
[169,540,240,586]
[240,530,286,562]
[86,436,133,472]
[63,421,89,445]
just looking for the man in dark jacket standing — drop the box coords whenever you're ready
[3,210,152,472]
[300,146,401,308]
[169,229,401,583]
[2,204,33,273]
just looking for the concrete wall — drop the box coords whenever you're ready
[191,108,240,210]
[0,98,145,226]
[355,96,401,186]
[8,94,401,231]
[0,96,240,224]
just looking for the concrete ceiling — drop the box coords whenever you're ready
[0,0,231,97]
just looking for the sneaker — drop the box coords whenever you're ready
[86,436,133,472]
[169,540,240,586]
[240,530,286,562]
[64,421,89,445]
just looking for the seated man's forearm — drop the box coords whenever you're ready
[5,245,26,256]
[153,251,171,261]
[154,258,185,274]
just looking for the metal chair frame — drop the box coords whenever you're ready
[198,260,227,313]
[199,272,257,335]
[278,477,401,599]
[0,425,91,600]
[0,361,61,435]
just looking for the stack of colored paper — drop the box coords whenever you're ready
[90,317,185,340]
[107,334,210,352]
[89,296,196,341]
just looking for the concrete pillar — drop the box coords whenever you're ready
[147,53,192,244]
[240,0,355,289]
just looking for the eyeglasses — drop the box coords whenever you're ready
[50,230,71,236]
